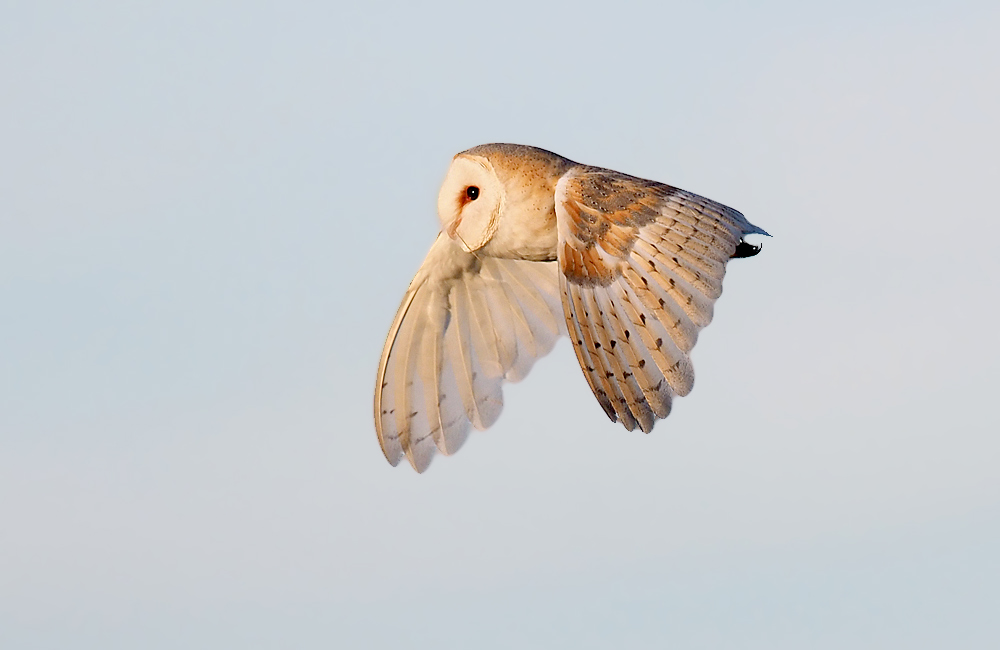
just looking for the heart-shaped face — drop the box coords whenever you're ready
[437,154,505,252]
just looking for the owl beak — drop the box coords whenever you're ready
[446,217,461,239]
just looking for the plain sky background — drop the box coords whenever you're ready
[2,1,999,648]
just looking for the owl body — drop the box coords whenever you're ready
[376,143,768,472]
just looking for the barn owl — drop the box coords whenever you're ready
[375,144,768,472]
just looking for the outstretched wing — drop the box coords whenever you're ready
[554,166,768,432]
[375,233,565,472]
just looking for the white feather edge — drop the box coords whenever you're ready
[374,280,421,467]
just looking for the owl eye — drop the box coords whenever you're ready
[466,186,480,201]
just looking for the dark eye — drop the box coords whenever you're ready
[466,186,479,201]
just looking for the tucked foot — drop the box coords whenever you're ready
[731,240,762,258]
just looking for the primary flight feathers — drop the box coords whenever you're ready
[374,144,768,472]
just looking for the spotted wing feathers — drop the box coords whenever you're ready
[374,234,564,472]
[555,166,767,432]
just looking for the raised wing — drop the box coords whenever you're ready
[375,233,565,472]
[554,166,768,432]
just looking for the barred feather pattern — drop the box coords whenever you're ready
[375,234,565,472]
[555,166,768,432]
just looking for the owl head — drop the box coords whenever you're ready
[436,153,505,253]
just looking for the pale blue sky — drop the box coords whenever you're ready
[2,1,999,648]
